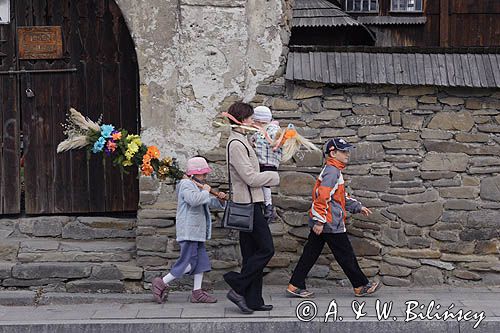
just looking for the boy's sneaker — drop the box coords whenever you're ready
[286,284,315,298]
[353,281,382,297]
[264,204,275,223]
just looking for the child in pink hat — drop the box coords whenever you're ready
[151,157,226,304]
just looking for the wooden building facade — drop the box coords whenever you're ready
[288,0,500,87]
[291,0,500,48]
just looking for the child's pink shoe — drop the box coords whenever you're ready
[190,289,217,303]
[151,277,169,303]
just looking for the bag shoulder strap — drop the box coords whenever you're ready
[227,138,253,203]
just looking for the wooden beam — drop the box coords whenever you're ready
[440,0,450,47]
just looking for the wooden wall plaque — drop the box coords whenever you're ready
[17,26,63,59]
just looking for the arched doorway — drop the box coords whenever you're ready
[0,0,140,215]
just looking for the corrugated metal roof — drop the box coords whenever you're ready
[292,0,362,27]
[285,51,500,88]
[357,16,427,25]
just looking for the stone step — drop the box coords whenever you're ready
[0,320,498,333]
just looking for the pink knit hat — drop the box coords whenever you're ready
[186,157,212,176]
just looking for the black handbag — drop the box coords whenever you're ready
[221,139,254,233]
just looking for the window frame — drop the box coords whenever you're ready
[390,0,424,13]
[344,0,379,14]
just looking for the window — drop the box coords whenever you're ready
[0,0,10,24]
[345,0,378,13]
[391,0,423,12]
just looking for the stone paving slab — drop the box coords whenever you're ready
[91,306,139,319]
[136,307,183,319]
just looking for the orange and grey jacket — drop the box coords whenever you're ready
[308,157,363,233]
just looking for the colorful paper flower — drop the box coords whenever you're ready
[147,146,160,159]
[157,164,169,180]
[100,124,115,138]
[124,152,134,162]
[92,137,106,153]
[127,134,141,146]
[127,142,139,154]
[162,157,173,166]
[141,162,154,176]
[106,140,117,152]
[111,131,122,141]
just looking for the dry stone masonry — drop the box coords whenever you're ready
[138,83,500,290]
[0,217,140,292]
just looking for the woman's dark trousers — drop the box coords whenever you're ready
[224,203,275,309]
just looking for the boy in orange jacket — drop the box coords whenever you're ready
[287,138,381,298]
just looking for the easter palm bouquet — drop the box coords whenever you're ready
[57,108,183,180]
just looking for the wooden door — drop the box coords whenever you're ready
[1,0,140,215]
[0,1,20,214]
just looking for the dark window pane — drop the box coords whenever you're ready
[391,0,422,11]
[362,0,368,11]
[354,0,361,11]
[392,0,398,11]
[347,0,378,11]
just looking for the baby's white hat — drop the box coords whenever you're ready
[253,106,272,122]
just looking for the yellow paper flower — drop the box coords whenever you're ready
[127,142,139,154]
[126,134,140,142]
[126,134,141,148]
[125,150,134,160]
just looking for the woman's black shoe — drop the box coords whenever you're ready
[253,304,273,311]
[226,289,254,314]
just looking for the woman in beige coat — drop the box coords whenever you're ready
[223,102,280,314]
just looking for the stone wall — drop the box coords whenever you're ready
[0,216,142,292]
[122,0,499,289]
[139,82,500,289]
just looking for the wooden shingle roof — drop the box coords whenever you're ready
[357,16,427,26]
[285,51,500,88]
[292,0,362,28]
